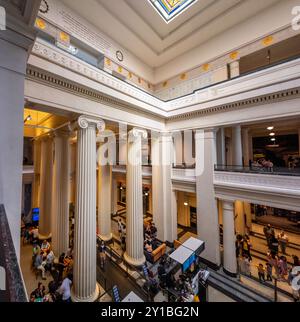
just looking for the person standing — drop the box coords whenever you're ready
[266,262,273,282]
[278,231,289,255]
[257,263,266,283]
[58,274,73,302]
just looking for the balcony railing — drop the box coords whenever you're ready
[214,165,300,177]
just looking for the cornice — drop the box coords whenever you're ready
[27,38,300,125]
[26,64,300,125]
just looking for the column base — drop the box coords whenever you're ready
[71,282,100,302]
[124,252,146,267]
[38,233,52,240]
[98,233,113,242]
[223,267,237,278]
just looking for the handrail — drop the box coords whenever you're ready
[0,205,27,302]
[214,165,300,177]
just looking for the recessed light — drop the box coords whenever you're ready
[267,126,274,130]
[269,132,275,136]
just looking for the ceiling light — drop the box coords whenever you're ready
[267,126,274,130]
[269,132,275,136]
[184,202,188,206]
[271,138,276,141]
[145,192,149,196]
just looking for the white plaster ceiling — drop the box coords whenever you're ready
[61,0,281,69]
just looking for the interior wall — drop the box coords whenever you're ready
[0,38,28,259]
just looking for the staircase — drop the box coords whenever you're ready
[208,269,271,302]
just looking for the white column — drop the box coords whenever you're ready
[195,129,220,266]
[298,129,300,155]
[222,200,237,276]
[152,132,177,242]
[229,61,240,78]
[235,200,245,236]
[244,202,252,234]
[97,138,112,241]
[38,137,53,240]
[216,127,226,165]
[32,139,41,208]
[51,132,70,256]
[124,129,147,267]
[232,125,243,166]
[70,142,77,204]
[111,176,118,215]
[71,115,105,302]
[242,128,250,167]
[171,190,178,239]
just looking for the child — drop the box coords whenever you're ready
[257,263,265,283]
[266,262,272,282]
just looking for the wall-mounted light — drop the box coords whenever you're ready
[24,115,32,123]
[184,202,189,206]
[269,132,275,136]
[267,126,274,131]
[271,138,276,142]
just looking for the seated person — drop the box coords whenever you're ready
[34,252,47,280]
[41,240,51,254]
[150,223,158,238]
[30,227,39,243]
[30,282,45,302]
[45,249,55,271]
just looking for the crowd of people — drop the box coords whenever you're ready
[236,223,300,301]
[143,221,159,260]
[251,158,274,171]
[26,227,75,302]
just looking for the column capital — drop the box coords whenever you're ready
[77,115,105,131]
[195,128,217,140]
[221,199,235,211]
[128,128,148,142]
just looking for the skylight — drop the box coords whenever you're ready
[148,0,198,23]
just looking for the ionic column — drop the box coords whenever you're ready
[124,129,147,267]
[97,138,112,241]
[111,176,118,215]
[151,131,177,242]
[232,125,243,166]
[244,202,252,234]
[216,127,226,166]
[71,115,105,302]
[38,137,53,240]
[222,200,237,277]
[32,139,41,208]
[235,200,245,236]
[51,131,70,256]
[242,128,250,167]
[195,129,220,266]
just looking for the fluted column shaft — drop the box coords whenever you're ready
[222,200,237,276]
[124,129,146,267]
[32,139,41,208]
[38,137,53,240]
[51,133,70,256]
[151,132,177,242]
[71,116,105,302]
[232,125,243,166]
[97,139,112,241]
